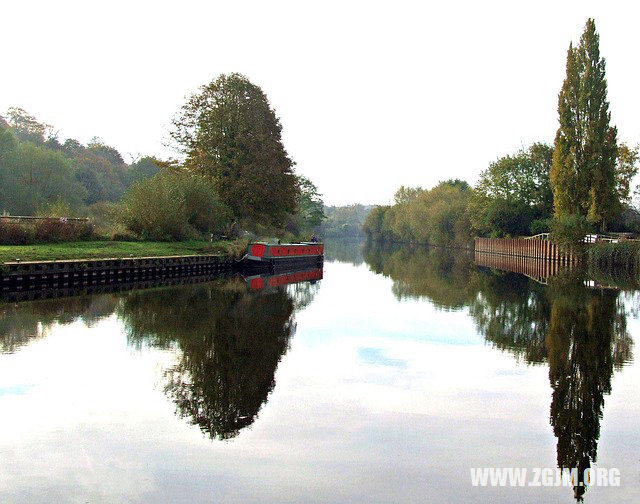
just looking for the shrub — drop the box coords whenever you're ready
[0,218,94,244]
[0,220,33,245]
[550,214,592,249]
[530,217,552,235]
[119,170,233,241]
[32,219,95,243]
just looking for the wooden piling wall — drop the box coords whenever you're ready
[474,237,578,266]
[1,254,237,293]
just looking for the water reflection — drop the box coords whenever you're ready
[119,278,301,440]
[363,242,475,309]
[1,271,321,441]
[323,238,365,265]
[363,242,634,501]
[0,294,118,353]
[546,278,632,500]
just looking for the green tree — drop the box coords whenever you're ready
[127,156,161,185]
[171,73,298,227]
[614,143,639,207]
[393,185,423,205]
[551,19,618,231]
[324,204,374,238]
[4,107,52,144]
[0,129,86,214]
[408,181,471,244]
[362,205,389,241]
[469,144,554,237]
[296,175,325,232]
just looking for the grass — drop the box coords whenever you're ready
[0,239,248,263]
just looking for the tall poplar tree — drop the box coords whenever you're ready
[551,19,618,231]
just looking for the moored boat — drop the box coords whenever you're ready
[242,242,324,272]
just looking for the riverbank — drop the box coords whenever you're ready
[0,239,248,263]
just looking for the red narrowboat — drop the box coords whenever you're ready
[243,242,324,272]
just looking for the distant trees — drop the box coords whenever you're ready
[614,143,639,208]
[362,180,472,245]
[551,19,618,231]
[322,204,374,238]
[295,175,326,233]
[0,108,160,219]
[5,107,53,144]
[0,126,86,214]
[363,144,556,243]
[171,73,298,227]
[1,96,323,242]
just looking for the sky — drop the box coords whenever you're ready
[2,0,639,206]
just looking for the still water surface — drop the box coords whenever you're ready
[1,241,639,503]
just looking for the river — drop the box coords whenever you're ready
[0,240,638,503]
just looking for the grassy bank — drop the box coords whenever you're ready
[0,239,248,263]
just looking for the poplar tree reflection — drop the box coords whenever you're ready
[545,279,632,500]
[119,278,300,440]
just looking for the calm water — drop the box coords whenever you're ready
[1,241,639,503]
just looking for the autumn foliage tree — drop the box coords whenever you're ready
[171,73,299,227]
[551,19,618,232]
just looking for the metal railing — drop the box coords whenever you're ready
[524,233,550,240]
[0,215,90,223]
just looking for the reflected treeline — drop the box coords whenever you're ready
[1,273,321,441]
[363,242,634,501]
[118,278,300,440]
[0,294,118,353]
[323,238,365,265]
[363,242,476,310]
[469,271,550,364]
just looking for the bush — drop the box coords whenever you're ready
[119,170,233,241]
[0,218,94,244]
[0,220,33,245]
[550,214,592,250]
[530,217,552,235]
[32,219,95,243]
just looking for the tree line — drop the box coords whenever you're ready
[1,73,326,243]
[363,19,639,246]
[0,107,160,216]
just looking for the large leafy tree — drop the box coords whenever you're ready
[551,19,618,231]
[469,144,554,236]
[171,73,298,227]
